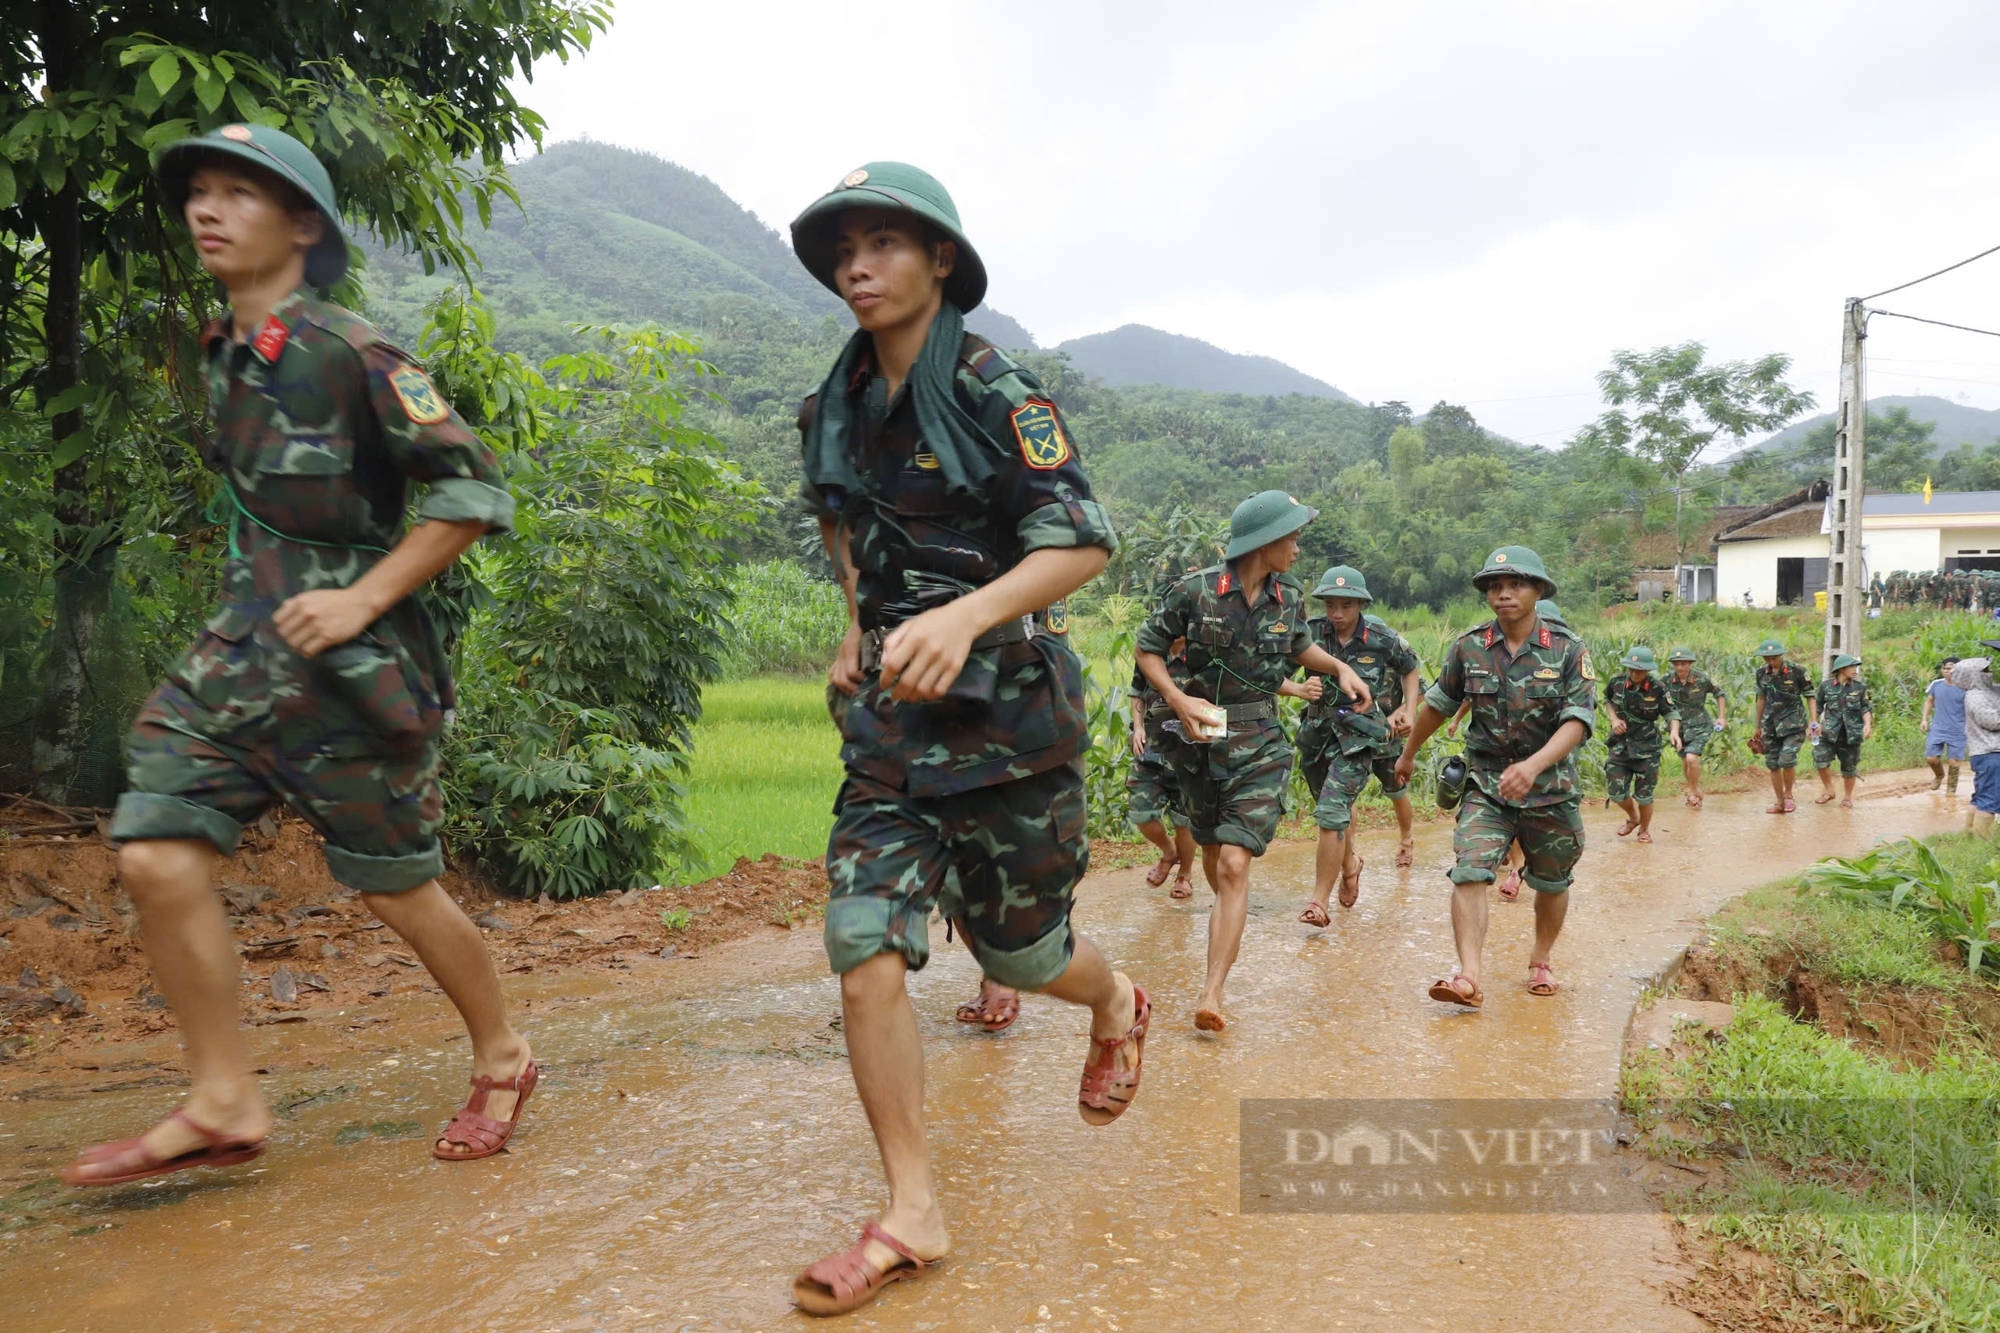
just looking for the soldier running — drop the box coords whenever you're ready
[1812,653,1873,807]
[1751,638,1816,814]
[1663,646,1727,810]
[1135,492,1373,1031]
[1397,547,1596,1007]
[66,126,534,1187]
[1602,646,1680,843]
[789,162,1147,1315]
[1293,566,1421,923]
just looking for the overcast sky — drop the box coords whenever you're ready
[518,0,2000,447]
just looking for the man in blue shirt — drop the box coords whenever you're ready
[1923,657,1966,793]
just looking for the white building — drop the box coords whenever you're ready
[1713,484,2000,607]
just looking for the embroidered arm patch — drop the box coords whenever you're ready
[1011,401,1071,470]
[389,364,451,425]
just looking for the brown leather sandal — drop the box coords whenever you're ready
[954,988,1020,1032]
[794,1220,936,1316]
[1079,985,1150,1125]
[1298,900,1331,928]
[1427,975,1484,1008]
[61,1108,266,1187]
[1526,961,1560,996]
[1338,855,1364,908]
[434,1060,539,1161]
[1169,871,1195,900]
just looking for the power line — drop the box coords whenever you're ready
[1860,243,2000,302]
[1869,308,2000,341]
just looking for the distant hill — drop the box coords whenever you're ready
[1749,395,2000,455]
[1053,324,1354,401]
[964,307,1037,351]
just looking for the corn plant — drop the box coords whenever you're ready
[1806,838,2000,980]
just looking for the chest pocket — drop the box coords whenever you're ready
[1464,673,1502,715]
[1255,629,1294,655]
[893,468,975,517]
[1194,622,1236,648]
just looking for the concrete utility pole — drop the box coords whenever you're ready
[1822,299,1867,672]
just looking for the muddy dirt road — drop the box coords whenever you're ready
[0,777,1960,1332]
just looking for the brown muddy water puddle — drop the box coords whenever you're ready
[0,776,1961,1332]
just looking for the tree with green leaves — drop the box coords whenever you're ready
[2,1,605,802]
[1585,343,1815,586]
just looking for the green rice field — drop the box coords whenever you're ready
[682,676,843,881]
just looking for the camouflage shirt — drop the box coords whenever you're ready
[199,286,514,714]
[1297,615,1418,758]
[1605,674,1679,757]
[1424,616,1598,807]
[1755,662,1814,735]
[1816,677,1873,744]
[799,333,1115,799]
[1137,564,1312,712]
[1663,668,1725,731]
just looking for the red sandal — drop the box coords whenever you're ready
[794,1220,937,1316]
[1338,854,1365,909]
[1427,974,1484,1008]
[434,1060,539,1161]
[1080,984,1150,1125]
[61,1108,266,1187]
[954,988,1020,1032]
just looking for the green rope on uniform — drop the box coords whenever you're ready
[205,481,390,561]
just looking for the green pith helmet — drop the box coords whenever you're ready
[1312,565,1372,601]
[1755,638,1787,657]
[155,124,348,287]
[790,162,986,311]
[1535,598,1567,628]
[1668,646,1696,662]
[1472,545,1556,596]
[1225,490,1318,559]
[1831,653,1862,670]
[1621,645,1659,672]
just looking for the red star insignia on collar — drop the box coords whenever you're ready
[1538,623,1552,648]
[1216,570,1233,596]
[251,314,290,363]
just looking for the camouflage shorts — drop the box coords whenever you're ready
[1173,720,1293,855]
[823,765,1087,990]
[109,617,444,895]
[1307,748,1405,833]
[1814,738,1861,776]
[1762,726,1806,770]
[1450,786,1585,894]
[1606,747,1663,805]
[1674,723,1715,758]
[1126,746,1184,827]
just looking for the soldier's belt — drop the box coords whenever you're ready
[1219,699,1276,723]
[858,615,1037,674]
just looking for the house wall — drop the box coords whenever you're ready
[1717,534,1832,608]
[1868,527,1941,574]
[1935,526,2000,563]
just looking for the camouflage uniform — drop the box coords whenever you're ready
[1296,616,1418,833]
[1813,676,1872,776]
[1604,675,1678,806]
[801,332,1115,989]
[1125,657,1187,827]
[1137,565,1311,855]
[109,288,514,893]
[1425,617,1597,894]
[1665,668,1726,757]
[1755,661,1814,770]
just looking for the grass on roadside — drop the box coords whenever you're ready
[1624,832,2000,1332]
[682,676,842,881]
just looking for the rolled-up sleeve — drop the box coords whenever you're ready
[1422,642,1466,716]
[1559,648,1597,738]
[367,344,515,537]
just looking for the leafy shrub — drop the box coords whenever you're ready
[438,308,760,898]
[1806,837,2000,979]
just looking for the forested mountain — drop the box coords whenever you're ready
[356,140,1647,608]
[1055,324,1355,401]
[1749,395,2000,456]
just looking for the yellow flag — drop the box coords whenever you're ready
[1924,476,1933,503]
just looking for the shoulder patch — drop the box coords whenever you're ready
[1045,600,1069,635]
[1012,401,1071,470]
[388,364,451,425]
[1580,653,1598,683]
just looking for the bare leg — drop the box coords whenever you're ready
[1768,768,1785,810]
[1305,827,1346,918]
[1135,818,1177,885]
[1683,754,1703,805]
[1615,795,1639,834]
[1449,881,1491,991]
[1195,844,1253,1024]
[1928,756,1945,789]
[1948,762,1961,794]
[1635,802,1654,841]
[837,952,952,1276]
[1527,887,1570,969]
[1841,773,1857,806]
[1037,935,1140,1126]
[363,881,531,1150]
[67,840,273,1176]
[1392,795,1416,866]
[1815,767,1838,802]
[1170,824,1197,896]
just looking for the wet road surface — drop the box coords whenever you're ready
[0,776,1960,1332]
